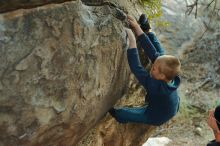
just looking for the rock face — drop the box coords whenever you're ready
[0,1,129,146]
[78,117,155,146]
[0,0,108,13]
[0,0,75,13]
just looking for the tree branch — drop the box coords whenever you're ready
[200,0,218,39]
[206,0,215,9]
[186,0,199,18]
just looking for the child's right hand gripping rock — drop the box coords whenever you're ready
[127,15,144,36]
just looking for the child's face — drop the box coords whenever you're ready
[150,60,166,81]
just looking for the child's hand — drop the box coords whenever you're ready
[127,15,144,36]
[125,28,137,49]
[127,15,139,29]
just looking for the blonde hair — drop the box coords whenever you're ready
[157,55,181,81]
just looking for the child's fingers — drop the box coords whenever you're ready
[127,15,132,19]
[127,19,132,24]
[127,19,135,27]
[125,29,133,38]
[127,15,135,21]
[125,28,132,36]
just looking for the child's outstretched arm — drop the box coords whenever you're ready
[126,28,150,87]
[127,15,160,63]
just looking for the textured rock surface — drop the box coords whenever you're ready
[0,1,129,146]
[0,0,110,13]
[0,0,77,13]
[78,117,155,146]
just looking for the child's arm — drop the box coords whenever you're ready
[127,15,160,63]
[126,29,150,87]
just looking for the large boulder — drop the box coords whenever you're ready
[0,0,78,13]
[0,1,129,145]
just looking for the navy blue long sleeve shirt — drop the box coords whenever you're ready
[127,33,181,125]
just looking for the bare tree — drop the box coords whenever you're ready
[185,0,220,38]
[185,0,219,18]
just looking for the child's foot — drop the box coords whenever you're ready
[139,14,151,31]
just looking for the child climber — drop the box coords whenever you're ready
[109,15,181,126]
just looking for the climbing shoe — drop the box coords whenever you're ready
[139,14,151,31]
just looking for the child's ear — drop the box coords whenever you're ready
[160,73,166,80]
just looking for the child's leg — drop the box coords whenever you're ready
[110,106,149,123]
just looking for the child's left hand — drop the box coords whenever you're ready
[125,28,137,49]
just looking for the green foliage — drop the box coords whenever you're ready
[179,97,199,119]
[177,94,216,121]
[139,0,170,28]
[155,20,170,28]
[139,0,163,19]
